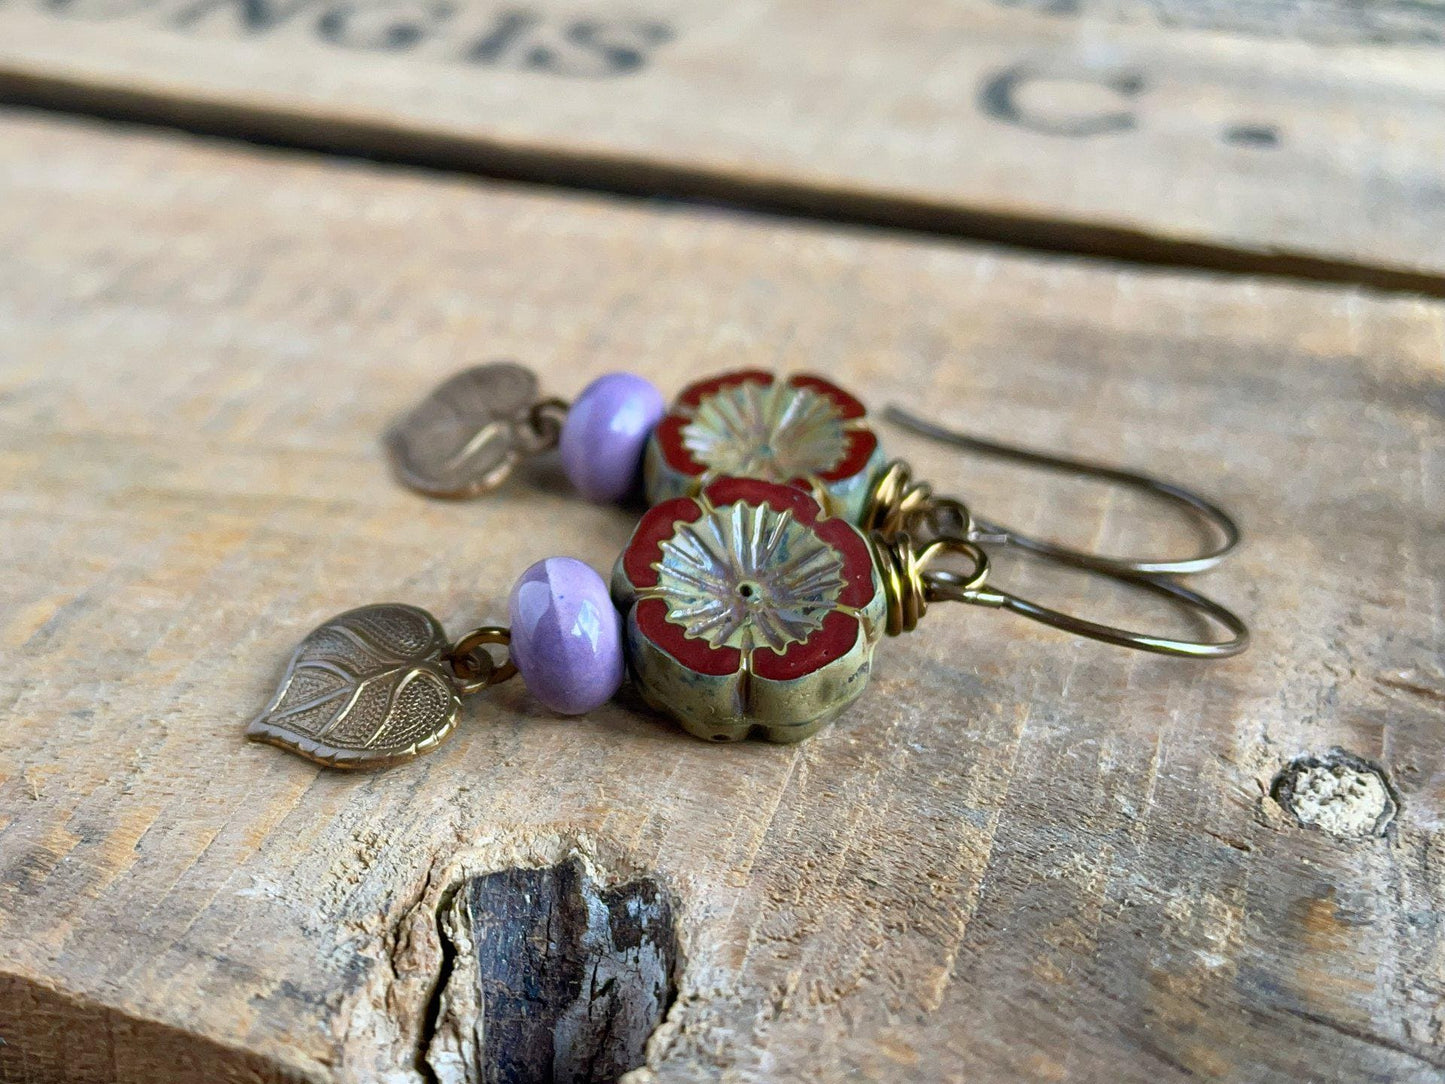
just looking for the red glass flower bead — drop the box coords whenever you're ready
[612,477,888,743]
[643,370,885,522]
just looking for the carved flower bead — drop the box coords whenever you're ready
[613,477,887,743]
[644,370,885,523]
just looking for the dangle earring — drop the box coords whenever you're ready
[385,362,665,503]
[247,472,1245,766]
[612,476,1246,744]
[247,556,627,768]
[248,361,1250,767]
[641,369,1240,577]
[385,364,1239,576]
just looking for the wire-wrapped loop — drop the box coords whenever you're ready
[860,460,933,537]
[870,530,926,636]
[865,452,1247,656]
[863,459,981,548]
[870,532,991,636]
[515,397,570,455]
[917,538,991,598]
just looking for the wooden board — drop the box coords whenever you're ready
[1,108,1443,1083]
[1,0,1444,292]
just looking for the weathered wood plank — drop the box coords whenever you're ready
[0,110,1442,1083]
[0,0,1443,289]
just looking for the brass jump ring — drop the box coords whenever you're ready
[514,397,570,455]
[445,626,519,695]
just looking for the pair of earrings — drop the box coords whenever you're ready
[248,364,1248,767]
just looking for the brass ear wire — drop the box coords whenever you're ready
[924,557,1250,658]
[880,406,1240,577]
[861,417,1250,657]
[868,527,1250,658]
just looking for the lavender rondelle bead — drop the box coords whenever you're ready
[559,373,666,502]
[508,557,624,715]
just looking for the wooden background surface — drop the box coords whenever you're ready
[2,0,1444,292]
[0,2,1443,1081]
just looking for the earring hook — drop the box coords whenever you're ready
[925,563,1250,658]
[872,531,1248,657]
[882,406,1240,576]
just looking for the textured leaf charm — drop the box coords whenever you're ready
[385,362,543,498]
[247,604,461,768]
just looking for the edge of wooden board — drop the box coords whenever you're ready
[2,63,1444,301]
[1,2,1444,295]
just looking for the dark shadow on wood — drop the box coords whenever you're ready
[0,973,317,1084]
[0,71,1442,300]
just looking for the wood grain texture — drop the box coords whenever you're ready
[0,110,1443,1083]
[0,0,1443,290]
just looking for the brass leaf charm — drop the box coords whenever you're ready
[247,603,461,769]
[385,362,543,498]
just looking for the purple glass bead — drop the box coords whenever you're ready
[559,373,666,503]
[508,557,624,715]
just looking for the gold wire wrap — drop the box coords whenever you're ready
[869,532,991,636]
[862,459,977,548]
[869,531,923,636]
[859,460,933,538]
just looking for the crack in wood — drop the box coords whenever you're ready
[1375,674,1445,706]
[1271,1005,1445,1071]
